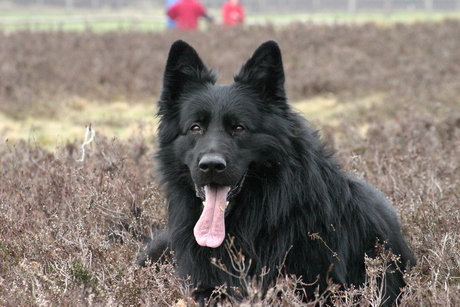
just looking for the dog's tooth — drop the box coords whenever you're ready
[219,206,225,212]
[226,201,229,207]
[202,201,205,207]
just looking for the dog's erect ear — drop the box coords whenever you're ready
[234,40,286,103]
[160,40,216,104]
[158,41,216,144]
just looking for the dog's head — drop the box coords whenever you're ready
[157,40,289,248]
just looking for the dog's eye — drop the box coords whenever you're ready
[233,125,245,133]
[190,124,202,133]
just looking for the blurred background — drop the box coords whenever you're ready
[1,0,460,32]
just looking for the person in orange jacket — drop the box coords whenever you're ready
[221,0,245,27]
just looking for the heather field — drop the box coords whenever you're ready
[0,21,459,306]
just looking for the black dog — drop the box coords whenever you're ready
[139,40,416,305]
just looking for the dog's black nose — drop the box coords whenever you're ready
[199,154,227,173]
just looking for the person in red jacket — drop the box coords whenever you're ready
[167,0,213,31]
[221,0,245,27]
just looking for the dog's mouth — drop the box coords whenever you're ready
[193,176,245,248]
[194,179,244,202]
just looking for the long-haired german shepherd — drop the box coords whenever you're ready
[139,40,416,306]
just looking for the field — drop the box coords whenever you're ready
[1,20,460,305]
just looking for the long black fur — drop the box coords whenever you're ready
[139,40,416,305]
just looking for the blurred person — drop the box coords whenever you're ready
[222,0,245,27]
[166,0,180,28]
[167,0,214,31]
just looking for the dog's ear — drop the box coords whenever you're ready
[158,41,216,144]
[234,40,286,103]
[160,40,216,104]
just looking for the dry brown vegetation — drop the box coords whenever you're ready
[0,21,459,306]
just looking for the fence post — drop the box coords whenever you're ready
[66,0,74,15]
[348,0,357,13]
[424,0,433,11]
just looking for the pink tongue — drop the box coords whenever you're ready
[193,185,230,248]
